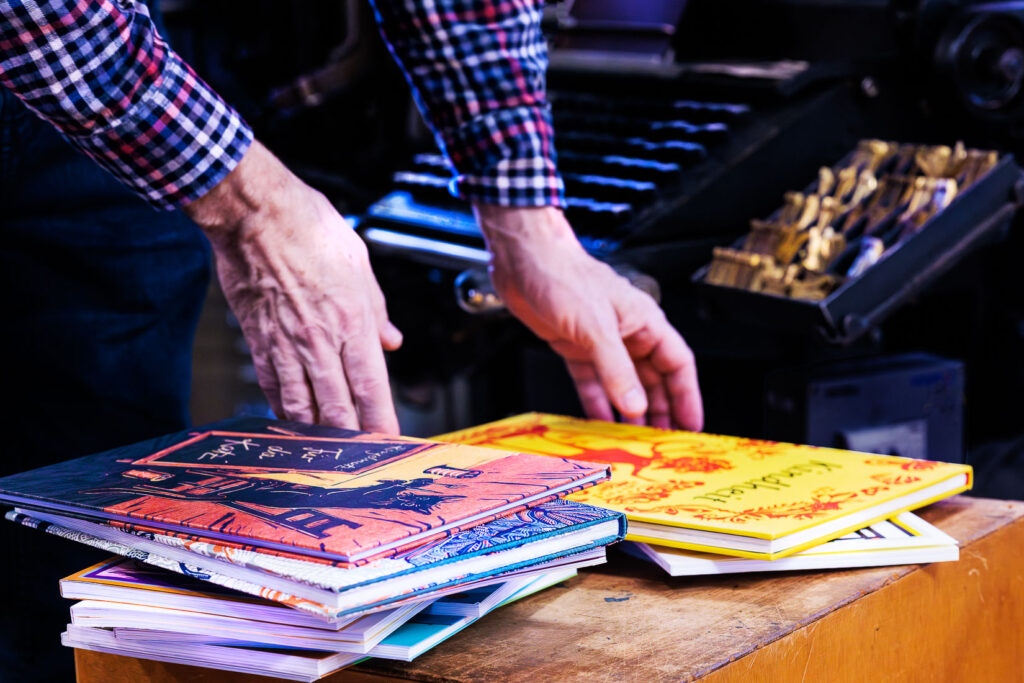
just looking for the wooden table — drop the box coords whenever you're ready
[76,496,1024,683]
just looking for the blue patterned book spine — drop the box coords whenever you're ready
[121,497,626,594]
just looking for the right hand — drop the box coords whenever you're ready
[475,205,703,431]
[184,141,402,434]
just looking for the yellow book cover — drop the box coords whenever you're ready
[434,413,972,560]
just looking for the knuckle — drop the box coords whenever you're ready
[318,402,356,425]
[680,344,696,365]
[339,312,376,343]
[280,394,313,419]
[349,372,390,398]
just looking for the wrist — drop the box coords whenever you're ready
[472,204,583,265]
[183,141,296,248]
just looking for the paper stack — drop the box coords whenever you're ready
[436,413,970,576]
[0,416,625,680]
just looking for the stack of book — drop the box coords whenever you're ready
[0,417,625,680]
[436,413,972,576]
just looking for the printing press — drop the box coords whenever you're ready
[172,0,1024,495]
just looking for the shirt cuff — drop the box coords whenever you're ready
[67,52,253,211]
[443,105,566,208]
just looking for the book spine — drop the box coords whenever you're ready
[110,521,358,569]
[117,505,623,592]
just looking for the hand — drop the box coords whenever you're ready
[475,204,703,431]
[184,141,402,433]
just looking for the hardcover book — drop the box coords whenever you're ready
[435,413,972,559]
[624,510,959,575]
[9,496,621,618]
[0,417,609,563]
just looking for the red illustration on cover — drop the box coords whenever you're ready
[0,418,609,563]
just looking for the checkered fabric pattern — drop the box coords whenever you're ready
[0,0,252,210]
[0,0,562,210]
[371,0,566,207]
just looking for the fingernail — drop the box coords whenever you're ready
[621,388,646,416]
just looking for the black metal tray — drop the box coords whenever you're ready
[692,151,1024,344]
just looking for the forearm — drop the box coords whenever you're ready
[369,0,564,207]
[0,0,251,209]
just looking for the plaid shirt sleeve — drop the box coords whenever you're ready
[370,0,565,208]
[0,0,253,210]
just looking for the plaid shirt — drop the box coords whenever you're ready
[371,0,564,207]
[0,0,564,211]
[0,0,251,210]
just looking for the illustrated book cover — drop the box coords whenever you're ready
[434,413,972,559]
[0,416,609,563]
[624,510,959,575]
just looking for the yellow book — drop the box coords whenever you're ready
[434,413,972,560]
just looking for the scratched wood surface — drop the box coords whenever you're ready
[351,496,1023,683]
[699,501,1024,683]
[76,496,1024,683]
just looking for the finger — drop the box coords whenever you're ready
[590,331,647,418]
[269,343,318,424]
[341,325,400,434]
[250,348,286,419]
[304,334,360,430]
[645,321,704,431]
[638,360,672,430]
[565,360,615,422]
[381,321,404,352]
[622,412,647,426]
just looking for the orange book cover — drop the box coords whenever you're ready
[0,417,609,564]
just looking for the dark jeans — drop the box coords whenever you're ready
[0,74,211,683]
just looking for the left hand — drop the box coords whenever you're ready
[185,141,402,433]
[474,204,703,431]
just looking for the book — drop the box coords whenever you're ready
[70,598,423,654]
[63,556,575,630]
[75,570,575,659]
[62,558,431,651]
[62,571,574,680]
[10,499,618,619]
[61,557,406,633]
[435,413,973,559]
[623,510,959,575]
[0,416,609,563]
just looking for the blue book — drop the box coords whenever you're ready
[12,495,623,619]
